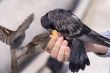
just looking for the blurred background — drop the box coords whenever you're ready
[0,0,110,73]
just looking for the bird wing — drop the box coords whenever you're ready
[16,13,34,33]
[78,29,110,47]
[0,25,13,44]
[11,13,34,41]
[0,13,34,45]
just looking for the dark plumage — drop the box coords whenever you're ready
[0,14,34,72]
[41,9,110,72]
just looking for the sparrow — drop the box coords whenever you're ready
[0,13,34,72]
[18,32,50,58]
[18,29,63,58]
[41,8,110,72]
[19,31,64,73]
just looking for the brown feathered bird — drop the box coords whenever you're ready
[0,14,34,72]
[18,32,50,59]
[18,29,61,58]
[18,30,65,73]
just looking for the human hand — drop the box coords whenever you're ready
[46,36,109,62]
[45,36,71,62]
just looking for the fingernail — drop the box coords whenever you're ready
[52,36,58,40]
[58,37,63,41]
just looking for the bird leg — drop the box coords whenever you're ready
[10,49,19,72]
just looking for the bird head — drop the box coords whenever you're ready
[41,9,73,36]
[41,8,83,37]
[41,13,55,30]
[41,12,59,38]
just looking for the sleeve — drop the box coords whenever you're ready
[96,31,110,57]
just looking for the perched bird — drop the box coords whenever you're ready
[0,14,34,72]
[41,8,110,72]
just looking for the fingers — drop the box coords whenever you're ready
[46,36,71,62]
[64,47,71,61]
[57,40,68,62]
[50,37,63,58]
[45,36,58,53]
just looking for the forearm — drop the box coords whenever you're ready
[85,43,109,54]
[85,30,110,57]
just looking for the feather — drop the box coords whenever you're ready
[0,13,34,46]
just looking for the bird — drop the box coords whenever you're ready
[18,29,62,58]
[18,31,64,73]
[41,8,110,72]
[18,32,50,59]
[0,13,34,72]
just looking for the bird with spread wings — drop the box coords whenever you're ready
[0,14,34,72]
